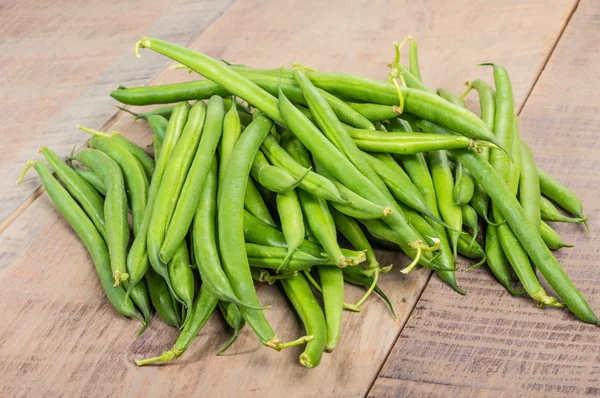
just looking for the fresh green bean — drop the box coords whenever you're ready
[540,196,588,226]
[217,302,245,355]
[167,241,195,326]
[519,140,541,233]
[145,267,181,328]
[18,161,141,322]
[453,162,475,205]
[538,169,585,218]
[277,189,305,271]
[541,221,573,250]
[281,273,327,367]
[74,149,129,286]
[72,166,107,196]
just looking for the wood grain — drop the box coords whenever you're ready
[370,1,600,396]
[0,0,235,226]
[0,0,581,397]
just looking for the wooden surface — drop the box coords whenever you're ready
[1,0,598,397]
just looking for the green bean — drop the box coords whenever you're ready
[217,302,245,355]
[136,283,219,365]
[294,68,389,195]
[136,37,285,124]
[245,179,278,228]
[457,232,486,268]
[281,273,327,367]
[311,156,391,220]
[365,152,454,230]
[349,129,496,154]
[72,166,106,196]
[167,240,195,326]
[409,39,422,81]
[145,267,181,328]
[540,196,588,226]
[455,148,597,323]
[437,88,466,108]
[251,150,308,194]
[161,97,225,262]
[193,159,259,308]
[330,207,380,270]
[40,147,107,241]
[388,119,460,291]
[84,130,148,236]
[453,162,475,205]
[276,189,305,271]
[74,149,129,286]
[541,221,573,250]
[112,80,229,106]
[463,79,496,160]
[153,134,162,161]
[279,86,437,269]
[18,161,141,322]
[484,224,522,295]
[262,134,346,203]
[519,140,541,233]
[461,204,479,247]
[318,265,344,352]
[538,169,585,218]
[305,72,502,148]
[218,114,309,349]
[147,115,169,143]
[125,279,152,330]
[117,105,174,121]
[247,244,365,270]
[347,102,400,122]
[297,188,352,267]
[147,101,201,292]
[429,150,462,259]
[509,117,522,195]
[127,102,190,295]
[243,210,327,258]
[97,130,155,181]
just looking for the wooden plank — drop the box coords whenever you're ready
[0,0,236,226]
[0,0,577,397]
[369,1,600,396]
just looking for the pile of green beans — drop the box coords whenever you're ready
[18,36,596,369]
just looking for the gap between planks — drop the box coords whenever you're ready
[0,1,241,236]
[363,1,582,395]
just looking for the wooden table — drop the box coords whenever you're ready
[1,0,599,396]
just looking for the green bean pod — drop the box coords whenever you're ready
[279,85,435,267]
[461,204,479,247]
[127,102,190,292]
[160,97,225,263]
[457,232,485,263]
[74,149,129,286]
[147,101,202,287]
[153,135,162,161]
[20,161,141,322]
[147,114,169,143]
[276,190,305,271]
[540,196,588,225]
[72,166,107,196]
[305,72,502,148]
[347,102,400,122]
[40,147,107,240]
[409,39,422,81]
[193,159,256,308]
[342,266,397,318]
[538,169,585,218]
[167,240,195,325]
[437,88,466,108]
[519,140,541,233]
[246,244,365,269]
[118,105,175,121]
[429,150,462,259]
[145,267,181,328]
[251,151,306,194]
[217,115,281,347]
[112,80,229,106]
[217,302,245,355]
[467,79,496,160]
[484,224,521,295]
[349,130,495,154]
[281,273,327,367]
[136,283,219,365]
[297,189,351,267]
[456,149,598,323]
[262,134,346,203]
[453,162,475,205]
[541,221,573,250]
[318,266,344,352]
[89,134,148,235]
[108,132,156,181]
